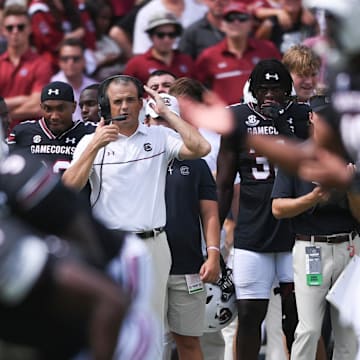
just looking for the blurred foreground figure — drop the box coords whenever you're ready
[0,150,158,359]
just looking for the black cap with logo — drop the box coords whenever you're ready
[41,81,75,103]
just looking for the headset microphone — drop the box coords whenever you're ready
[112,114,127,121]
[104,114,127,125]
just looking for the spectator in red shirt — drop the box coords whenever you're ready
[123,11,194,85]
[109,0,136,21]
[28,0,95,73]
[76,0,96,51]
[195,1,281,105]
[0,4,53,132]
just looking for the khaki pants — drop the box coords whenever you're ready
[291,236,360,360]
[200,331,225,360]
[265,288,288,360]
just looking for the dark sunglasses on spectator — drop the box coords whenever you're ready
[5,23,26,32]
[153,31,178,39]
[60,55,82,63]
[223,13,251,23]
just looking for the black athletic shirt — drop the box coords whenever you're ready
[165,158,217,274]
[225,101,310,252]
[272,168,359,235]
[7,118,96,173]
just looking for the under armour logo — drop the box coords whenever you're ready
[48,88,60,96]
[144,143,152,152]
[65,137,76,144]
[265,73,279,81]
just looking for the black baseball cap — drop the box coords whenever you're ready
[41,81,75,103]
[309,95,330,113]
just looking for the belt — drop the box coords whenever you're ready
[295,231,357,244]
[134,227,165,239]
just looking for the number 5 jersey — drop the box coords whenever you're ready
[225,101,310,252]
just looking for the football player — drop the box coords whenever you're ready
[79,83,100,123]
[7,81,96,174]
[216,59,310,358]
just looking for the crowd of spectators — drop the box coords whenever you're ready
[0,0,325,129]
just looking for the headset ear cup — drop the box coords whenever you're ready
[98,79,110,120]
[97,103,102,121]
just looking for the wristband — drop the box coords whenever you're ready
[207,246,220,252]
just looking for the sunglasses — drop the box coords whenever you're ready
[153,31,178,39]
[223,13,251,23]
[59,55,82,63]
[5,23,26,32]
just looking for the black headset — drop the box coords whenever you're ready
[97,75,144,123]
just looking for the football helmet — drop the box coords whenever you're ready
[248,59,293,98]
[204,258,237,332]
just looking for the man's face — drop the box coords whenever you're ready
[255,85,288,108]
[150,24,178,54]
[107,81,143,135]
[146,74,176,94]
[3,15,30,48]
[41,100,76,135]
[291,71,318,103]
[222,11,252,38]
[96,4,112,34]
[58,45,85,79]
[79,89,100,122]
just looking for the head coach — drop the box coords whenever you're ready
[62,74,210,358]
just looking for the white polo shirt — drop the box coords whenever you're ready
[71,123,182,231]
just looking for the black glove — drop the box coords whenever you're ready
[261,103,294,137]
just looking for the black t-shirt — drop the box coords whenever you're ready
[223,102,309,252]
[7,118,96,174]
[271,168,359,235]
[165,158,217,274]
[178,16,225,59]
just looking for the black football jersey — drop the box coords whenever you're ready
[7,118,96,173]
[227,102,309,252]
